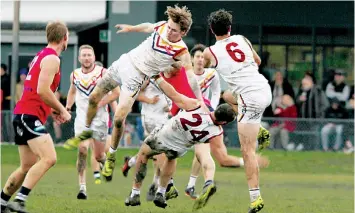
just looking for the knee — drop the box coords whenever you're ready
[95,153,105,162]
[78,145,89,156]
[113,115,125,129]
[43,156,57,168]
[240,144,254,156]
[88,93,100,107]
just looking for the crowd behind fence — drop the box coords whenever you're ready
[1,111,353,153]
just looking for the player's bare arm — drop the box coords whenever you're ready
[65,72,76,111]
[115,22,155,34]
[203,48,216,68]
[38,55,70,122]
[153,75,199,111]
[243,36,261,65]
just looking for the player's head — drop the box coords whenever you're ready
[190,44,206,70]
[46,21,69,51]
[213,103,237,125]
[208,9,232,36]
[78,45,95,69]
[165,4,192,42]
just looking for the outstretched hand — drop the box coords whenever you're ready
[115,24,132,34]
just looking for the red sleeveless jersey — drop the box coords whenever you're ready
[14,47,61,124]
[161,67,211,116]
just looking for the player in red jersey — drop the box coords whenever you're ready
[1,21,71,213]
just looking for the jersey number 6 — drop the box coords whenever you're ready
[226,42,245,62]
[180,114,209,142]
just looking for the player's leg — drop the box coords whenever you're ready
[237,90,271,213]
[156,153,179,201]
[146,156,161,201]
[223,90,270,150]
[76,139,91,199]
[154,157,177,209]
[90,142,101,185]
[64,69,119,150]
[185,150,202,199]
[90,125,107,184]
[125,143,155,206]
[1,146,37,212]
[193,143,217,211]
[7,134,57,212]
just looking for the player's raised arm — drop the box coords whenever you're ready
[115,22,155,34]
[38,55,70,121]
[65,72,76,111]
[153,75,200,111]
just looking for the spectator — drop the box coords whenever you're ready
[1,63,11,110]
[325,69,350,106]
[15,69,27,103]
[296,72,329,118]
[343,86,354,154]
[266,71,295,116]
[321,98,348,152]
[269,95,298,149]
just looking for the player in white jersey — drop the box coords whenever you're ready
[203,10,272,213]
[140,81,170,136]
[192,44,221,109]
[121,81,172,200]
[124,93,237,211]
[184,44,269,199]
[64,45,119,199]
[66,5,208,182]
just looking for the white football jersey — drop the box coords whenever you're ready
[195,68,221,109]
[73,65,108,125]
[141,81,170,120]
[209,35,268,95]
[157,107,223,152]
[128,21,188,77]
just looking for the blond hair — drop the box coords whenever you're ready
[79,44,94,54]
[46,21,68,44]
[165,4,192,32]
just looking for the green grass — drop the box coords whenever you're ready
[1,145,354,213]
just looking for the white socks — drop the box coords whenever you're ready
[239,158,244,167]
[187,175,198,188]
[131,188,140,198]
[109,147,117,154]
[157,186,166,195]
[128,156,137,167]
[249,188,260,202]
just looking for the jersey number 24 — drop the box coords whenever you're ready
[180,114,209,142]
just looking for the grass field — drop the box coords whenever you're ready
[1,145,354,213]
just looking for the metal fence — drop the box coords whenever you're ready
[1,110,354,152]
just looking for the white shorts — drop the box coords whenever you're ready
[106,54,149,98]
[145,125,188,160]
[236,84,272,124]
[74,118,108,142]
[141,115,168,135]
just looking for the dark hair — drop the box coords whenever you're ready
[304,71,316,84]
[214,103,237,124]
[1,63,7,72]
[208,9,232,36]
[190,44,206,57]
